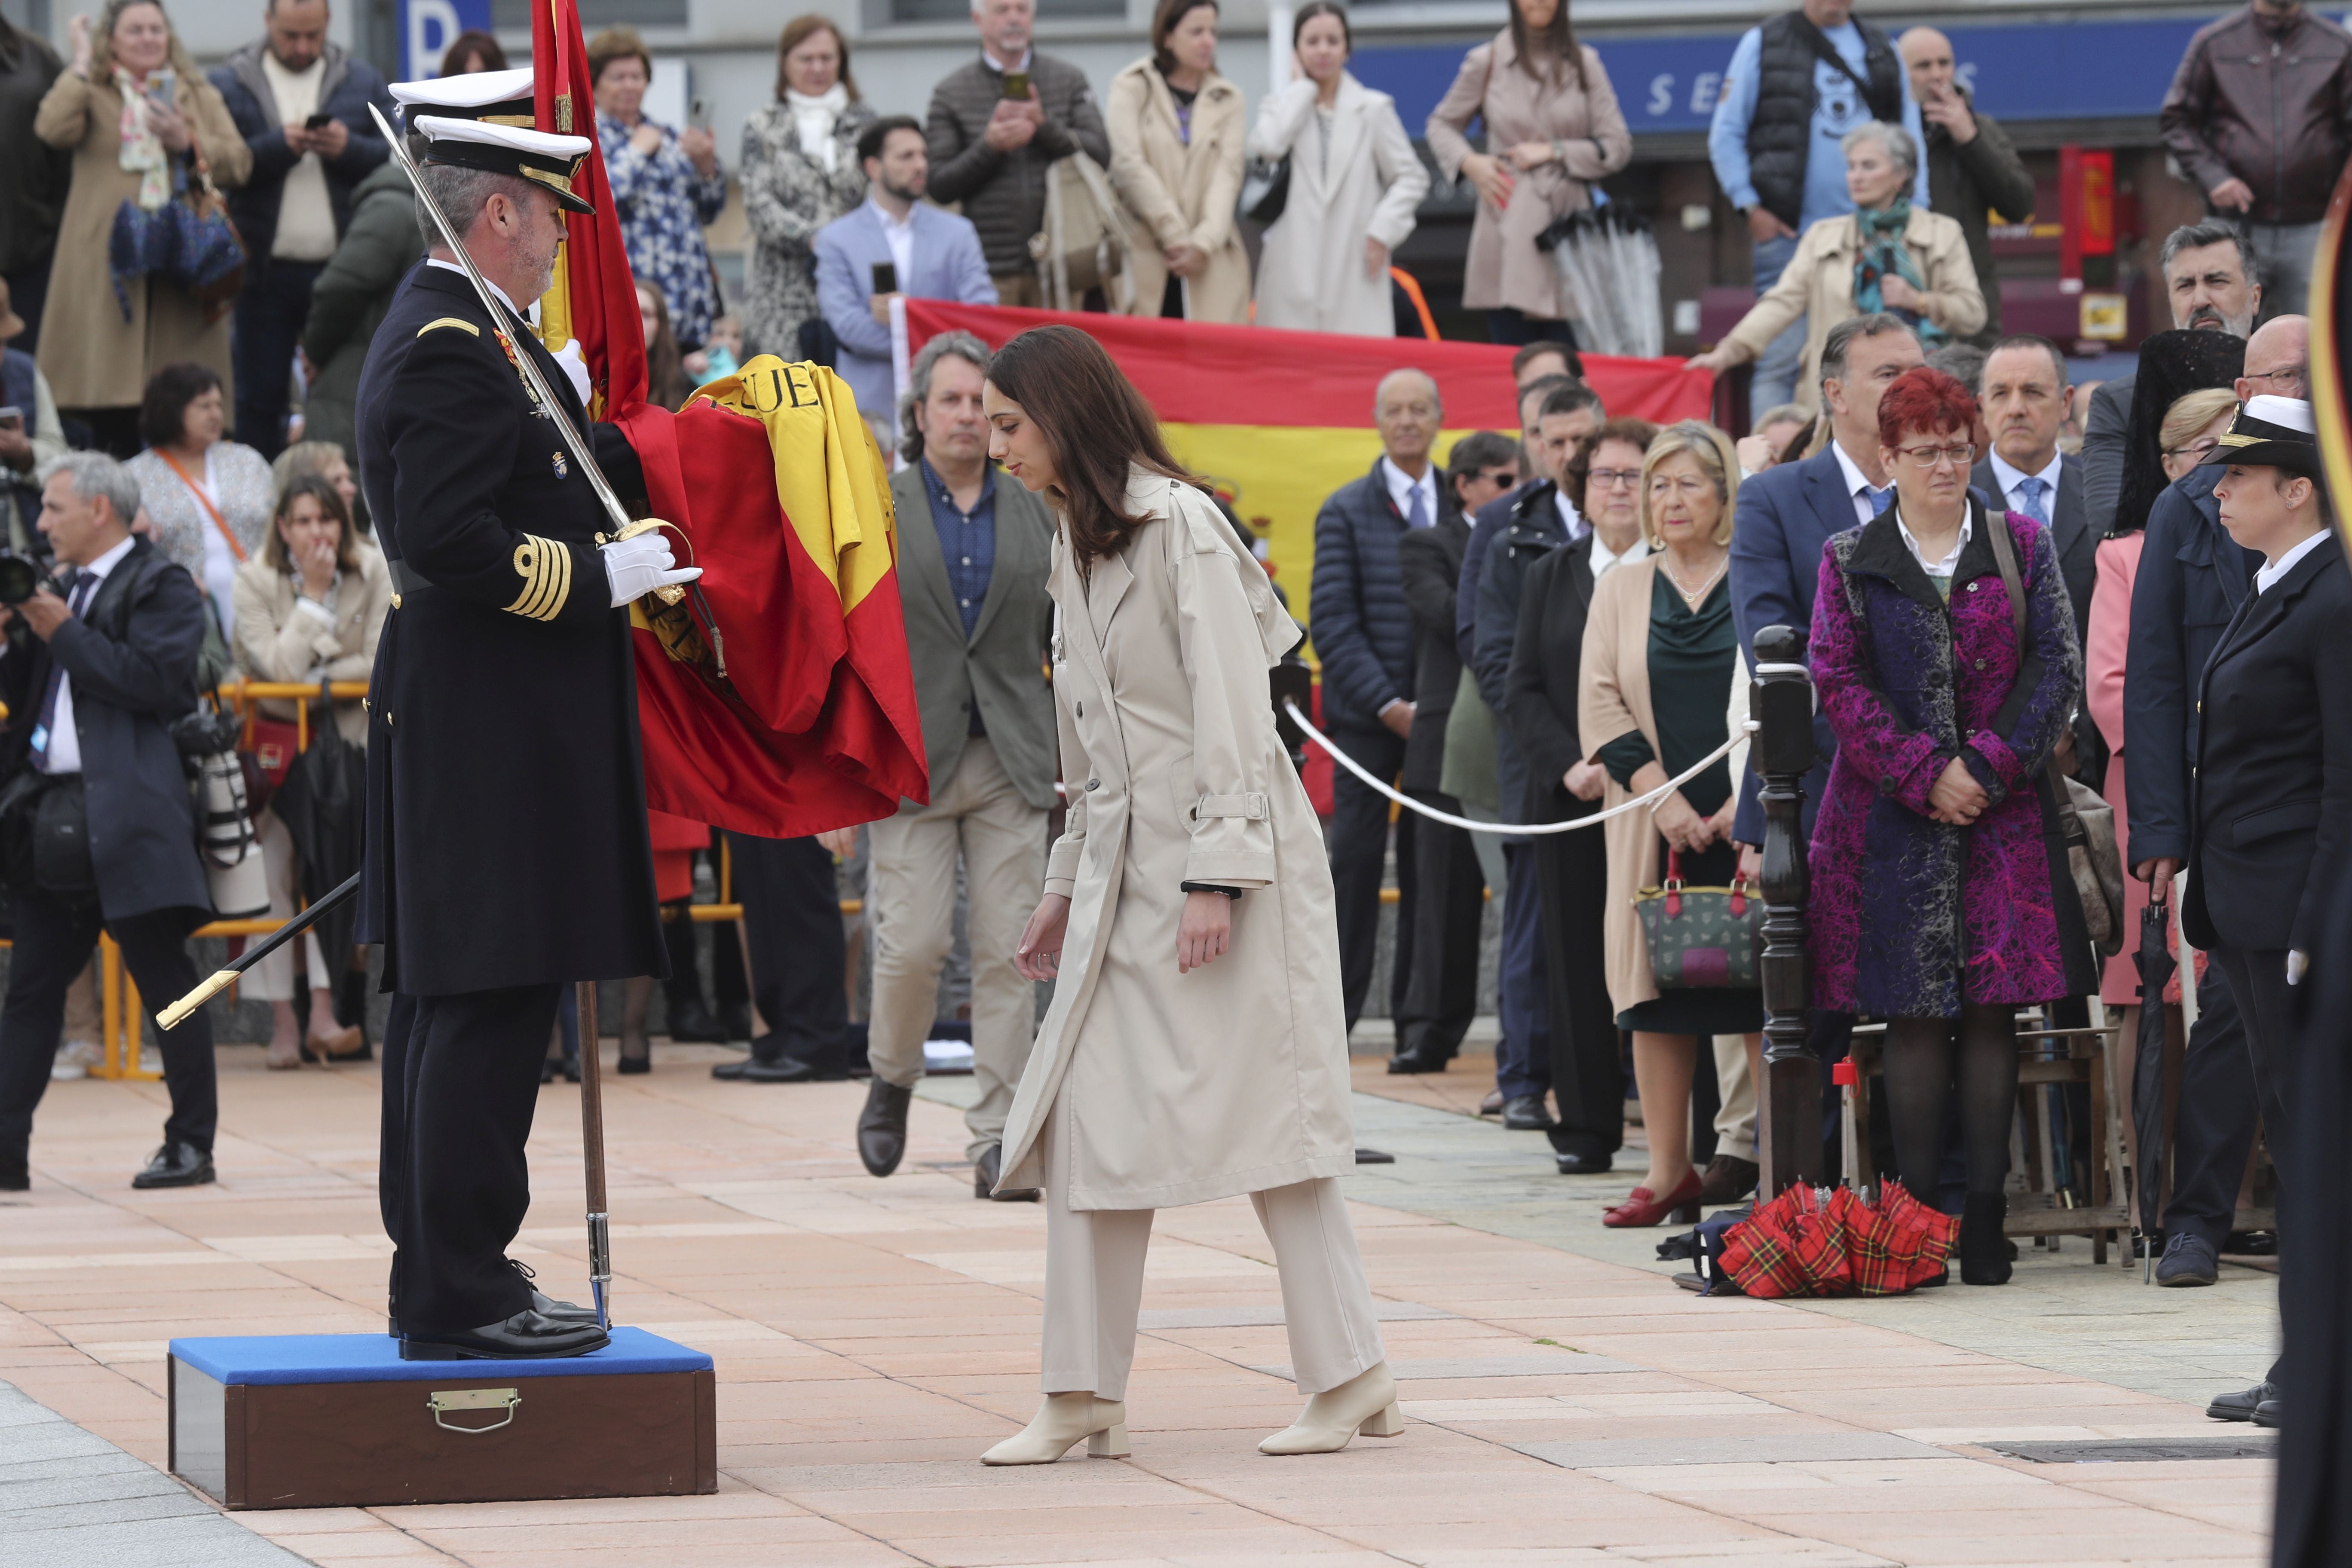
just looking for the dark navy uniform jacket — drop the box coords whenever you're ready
[353,261,665,995]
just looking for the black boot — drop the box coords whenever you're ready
[859,1078,913,1177]
[1959,1192,2012,1286]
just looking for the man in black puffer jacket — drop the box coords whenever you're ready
[926,0,1109,307]
[1311,371,1449,1034]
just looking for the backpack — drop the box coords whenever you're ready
[1029,152,1136,313]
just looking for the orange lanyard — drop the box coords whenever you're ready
[155,447,246,562]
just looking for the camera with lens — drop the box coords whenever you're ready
[0,551,61,607]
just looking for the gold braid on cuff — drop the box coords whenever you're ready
[503,533,573,622]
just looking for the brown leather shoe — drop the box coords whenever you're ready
[1697,1154,1759,1204]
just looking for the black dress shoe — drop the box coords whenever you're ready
[2208,1382,2274,1422]
[617,1035,652,1075]
[719,1002,753,1042]
[974,1143,1038,1201]
[1501,1094,1554,1131]
[714,1046,843,1084]
[1387,1043,1452,1075]
[1555,1149,1613,1175]
[400,1308,610,1360]
[0,1158,26,1192]
[131,1142,214,1189]
[540,1055,580,1084]
[664,996,728,1044]
[2254,1399,2282,1428]
[859,1078,913,1176]
[510,1261,600,1325]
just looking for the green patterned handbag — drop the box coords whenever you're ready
[1633,849,1764,989]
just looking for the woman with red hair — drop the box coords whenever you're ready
[1807,367,2095,1285]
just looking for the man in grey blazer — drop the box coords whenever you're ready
[1972,334,2095,643]
[814,116,997,420]
[838,332,1058,1200]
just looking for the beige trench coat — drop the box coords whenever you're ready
[1721,207,1986,416]
[1424,34,1630,322]
[230,546,393,746]
[997,469,1355,1208]
[1247,74,1427,337]
[35,69,251,412]
[1576,555,1752,1016]
[1104,60,1251,326]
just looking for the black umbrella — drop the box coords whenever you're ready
[2129,895,2178,1282]
[272,680,367,979]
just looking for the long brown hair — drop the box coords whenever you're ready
[265,475,358,576]
[1508,0,1584,88]
[775,15,858,103]
[985,325,1197,567]
[636,281,691,411]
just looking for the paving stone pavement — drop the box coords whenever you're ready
[0,1041,2278,1566]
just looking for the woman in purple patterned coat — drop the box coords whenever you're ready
[1808,367,2097,1286]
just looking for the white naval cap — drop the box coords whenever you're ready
[411,115,597,214]
[390,67,536,126]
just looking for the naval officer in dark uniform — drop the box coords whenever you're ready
[355,108,700,1360]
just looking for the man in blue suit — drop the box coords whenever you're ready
[815,116,996,420]
[2124,316,2302,1330]
[1728,312,1920,1098]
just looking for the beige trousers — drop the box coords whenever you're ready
[992,272,1043,309]
[244,811,331,1002]
[1713,1036,1758,1164]
[864,737,1048,1157]
[1038,1092,1386,1401]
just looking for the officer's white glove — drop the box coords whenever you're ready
[602,531,702,607]
[551,339,593,407]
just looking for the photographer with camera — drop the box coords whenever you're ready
[0,451,219,1193]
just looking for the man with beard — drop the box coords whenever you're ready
[355,106,701,1359]
[2081,222,2260,536]
[815,116,996,420]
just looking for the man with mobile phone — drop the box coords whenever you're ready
[925,0,1111,308]
[211,0,393,458]
[813,117,996,420]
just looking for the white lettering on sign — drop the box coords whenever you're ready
[1956,61,1980,92]
[1648,74,1675,116]
[1690,72,1721,115]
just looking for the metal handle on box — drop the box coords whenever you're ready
[427,1387,521,1434]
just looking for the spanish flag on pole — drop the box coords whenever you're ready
[898,302,1714,615]
[531,0,926,834]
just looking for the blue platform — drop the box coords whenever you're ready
[168,1327,713,1386]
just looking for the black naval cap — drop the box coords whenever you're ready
[390,67,537,127]
[411,116,598,215]
[2200,394,2321,477]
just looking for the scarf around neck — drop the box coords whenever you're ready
[1853,199,1943,346]
[114,67,172,211]
[785,84,849,171]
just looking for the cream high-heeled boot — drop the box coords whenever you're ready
[980,1392,1130,1465]
[1258,1362,1403,1455]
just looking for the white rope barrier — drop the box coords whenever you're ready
[1282,698,1758,836]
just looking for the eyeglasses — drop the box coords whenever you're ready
[2242,365,2306,386]
[1478,468,1519,487]
[1896,442,1976,470]
[2163,437,2220,461]
[1587,468,1641,490]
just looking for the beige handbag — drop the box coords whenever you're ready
[1029,152,1136,312]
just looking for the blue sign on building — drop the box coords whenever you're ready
[1355,13,2352,143]
[396,0,492,81]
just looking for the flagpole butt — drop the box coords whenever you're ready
[159,970,239,1032]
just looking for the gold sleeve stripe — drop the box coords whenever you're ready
[416,317,481,337]
[502,534,573,622]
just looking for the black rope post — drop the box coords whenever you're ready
[1752,624,1821,1197]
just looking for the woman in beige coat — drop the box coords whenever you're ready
[1248,3,1427,337]
[1424,0,1629,344]
[36,0,250,455]
[1106,0,1250,324]
[983,325,1393,1465]
[1578,422,1762,1231]
[231,474,390,1068]
[1689,123,1984,415]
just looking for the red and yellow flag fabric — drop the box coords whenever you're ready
[901,301,1715,619]
[530,0,644,416]
[622,360,928,837]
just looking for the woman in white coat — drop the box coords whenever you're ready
[1248,2,1427,337]
[982,325,1395,1464]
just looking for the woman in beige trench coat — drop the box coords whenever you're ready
[981,325,1394,1465]
[1424,0,1628,343]
[1105,0,1250,325]
[36,0,250,454]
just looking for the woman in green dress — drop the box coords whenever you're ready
[1578,420,1763,1227]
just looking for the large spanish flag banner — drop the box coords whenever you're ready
[901,302,1714,618]
[529,0,644,416]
